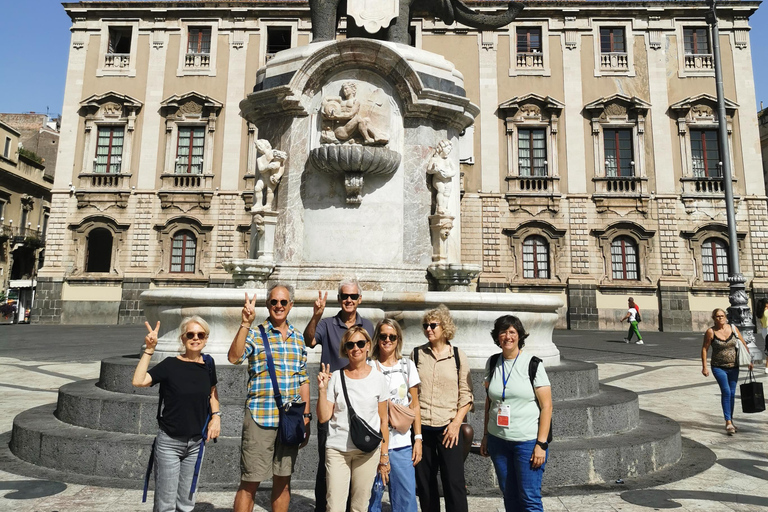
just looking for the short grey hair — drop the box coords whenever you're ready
[338,278,361,296]
[178,315,211,353]
[268,283,294,302]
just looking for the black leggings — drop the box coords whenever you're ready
[415,426,468,512]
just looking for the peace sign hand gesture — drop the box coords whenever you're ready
[317,363,332,391]
[144,321,160,351]
[242,293,257,326]
[313,291,328,319]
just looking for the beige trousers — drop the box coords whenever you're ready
[325,447,379,512]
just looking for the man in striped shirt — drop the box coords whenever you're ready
[229,284,310,512]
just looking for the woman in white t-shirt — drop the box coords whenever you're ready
[480,315,552,512]
[369,319,421,512]
[317,326,390,512]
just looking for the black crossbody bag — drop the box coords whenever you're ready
[340,369,383,452]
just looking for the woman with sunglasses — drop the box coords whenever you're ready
[317,326,390,512]
[132,316,221,512]
[411,305,473,512]
[369,319,421,512]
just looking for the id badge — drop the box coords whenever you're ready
[496,404,511,427]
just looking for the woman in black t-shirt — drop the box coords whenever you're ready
[133,316,221,512]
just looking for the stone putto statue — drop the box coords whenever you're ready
[427,140,456,215]
[321,82,389,145]
[253,139,286,211]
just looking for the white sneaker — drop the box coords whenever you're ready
[623,338,630,343]
[635,340,644,345]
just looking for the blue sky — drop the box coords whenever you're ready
[0,1,766,116]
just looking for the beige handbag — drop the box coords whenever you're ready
[377,360,416,434]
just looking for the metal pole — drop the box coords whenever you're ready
[707,0,758,354]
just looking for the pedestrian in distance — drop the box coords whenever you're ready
[317,326,390,512]
[480,315,552,512]
[701,308,753,435]
[228,286,311,512]
[132,316,221,512]
[621,297,643,344]
[756,297,768,374]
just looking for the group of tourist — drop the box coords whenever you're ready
[132,278,553,512]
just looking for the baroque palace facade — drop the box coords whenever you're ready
[36,0,765,330]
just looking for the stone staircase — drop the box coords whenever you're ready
[9,355,682,491]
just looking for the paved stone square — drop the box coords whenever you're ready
[0,325,766,511]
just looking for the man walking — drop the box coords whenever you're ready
[622,297,643,345]
[229,284,311,512]
[303,278,375,512]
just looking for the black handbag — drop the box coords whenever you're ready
[259,325,306,446]
[340,369,383,453]
[740,368,766,414]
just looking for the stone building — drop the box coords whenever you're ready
[36,0,765,330]
[0,120,52,323]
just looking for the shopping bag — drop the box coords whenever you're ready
[740,368,766,413]
[367,473,384,512]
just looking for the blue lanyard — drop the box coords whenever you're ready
[501,353,519,401]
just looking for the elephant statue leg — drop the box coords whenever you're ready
[310,0,347,42]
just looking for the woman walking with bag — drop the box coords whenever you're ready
[317,326,390,512]
[368,319,421,512]
[132,316,221,512]
[701,308,753,435]
[480,315,552,512]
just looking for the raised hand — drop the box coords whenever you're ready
[144,321,160,351]
[242,293,257,325]
[317,363,332,390]
[313,291,328,318]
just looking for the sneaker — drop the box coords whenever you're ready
[635,340,644,345]
[623,338,630,343]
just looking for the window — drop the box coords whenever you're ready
[266,26,291,59]
[518,128,547,177]
[171,230,196,273]
[176,126,205,174]
[3,137,10,158]
[600,27,626,53]
[108,27,132,54]
[187,27,211,55]
[517,27,542,53]
[42,214,49,240]
[684,28,710,55]
[94,126,124,173]
[611,236,639,280]
[523,236,549,279]
[85,228,113,273]
[702,238,728,282]
[603,129,634,177]
[0,201,4,221]
[20,209,28,236]
[691,129,720,177]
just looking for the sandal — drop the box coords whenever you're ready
[726,424,736,435]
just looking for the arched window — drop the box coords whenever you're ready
[85,228,113,273]
[702,238,728,282]
[523,236,549,279]
[171,230,196,273]
[611,236,638,280]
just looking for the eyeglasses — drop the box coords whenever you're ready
[185,332,208,340]
[339,293,360,301]
[345,340,367,350]
[378,334,398,342]
[270,299,290,307]
[423,323,440,331]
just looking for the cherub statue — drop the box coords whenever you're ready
[253,139,287,211]
[426,140,456,215]
[321,82,389,145]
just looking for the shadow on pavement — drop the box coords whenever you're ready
[0,479,67,499]
[620,489,768,509]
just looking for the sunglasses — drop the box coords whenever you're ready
[339,293,360,301]
[345,340,368,350]
[185,332,208,340]
[422,323,440,331]
[378,334,398,342]
[270,299,290,307]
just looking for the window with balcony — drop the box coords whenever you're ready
[518,128,547,177]
[105,26,132,70]
[680,26,714,75]
[603,128,634,177]
[176,126,205,174]
[523,236,549,279]
[85,228,113,273]
[185,27,212,70]
[594,23,634,76]
[267,26,292,61]
[94,126,124,174]
[516,27,542,70]
[702,238,728,282]
[611,236,639,280]
[691,129,720,178]
[171,230,196,273]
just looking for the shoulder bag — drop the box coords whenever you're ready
[376,359,416,434]
[340,369,383,452]
[258,325,306,446]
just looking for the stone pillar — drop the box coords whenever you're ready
[30,277,63,325]
[250,210,279,261]
[477,32,501,193]
[220,29,249,191]
[562,27,587,194]
[646,29,676,194]
[658,278,692,332]
[567,276,598,329]
[478,194,505,291]
[118,278,150,325]
[136,24,168,189]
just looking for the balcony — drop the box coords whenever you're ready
[184,52,211,70]
[104,53,130,69]
[592,176,649,213]
[684,53,714,71]
[600,52,628,71]
[0,225,44,248]
[75,172,132,208]
[78,172,130,189]
[680,176,737,213]
[516,52,544,70]
[505,175,561,212]
[158,173,214,210]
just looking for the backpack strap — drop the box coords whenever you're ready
[142,437,157,503]
[528,356,542,390]
[453,346,460,379]
[488,352,502,383]
[258,324,285,410]
[413,345,420,368]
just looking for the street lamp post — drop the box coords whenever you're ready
[706,0,760,357]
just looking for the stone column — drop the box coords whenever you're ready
[136,23,168,189]
[477,31,501,194]
[561,27,587,194]
[220,28,249,191]
[646,28,676,194]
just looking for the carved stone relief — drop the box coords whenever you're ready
[252,139,286,212]
[426,140,456,215]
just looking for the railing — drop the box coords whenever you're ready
[265,52,277,62]
[516,52,544,69]
[184,52,211,70]
[160,173,214,190]
[600,52,628,71]
[593,176,644,194]
[104,53,130,69]
[507,175,558,193]
[0,225,43,245]
[684,53,714,70]
[79,172,130,189]
[682,176,725,194]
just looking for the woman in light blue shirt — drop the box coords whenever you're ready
[480,315,552,512]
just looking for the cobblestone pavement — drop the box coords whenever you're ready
[0,325,767,511]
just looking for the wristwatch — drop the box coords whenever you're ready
[303,413,313,421]
[535,440,549,450]
[212,411,222,417]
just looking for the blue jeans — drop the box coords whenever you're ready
[154,430,203,512]
[486,435,546,512]
[387,446,418,512]
[712,366,739,421]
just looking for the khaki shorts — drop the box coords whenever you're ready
[240,414,299,482]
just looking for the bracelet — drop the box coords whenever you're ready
[143,350,155,356]
[413,434,423,440]
[212,411,222,417]
[240,323,251,329]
